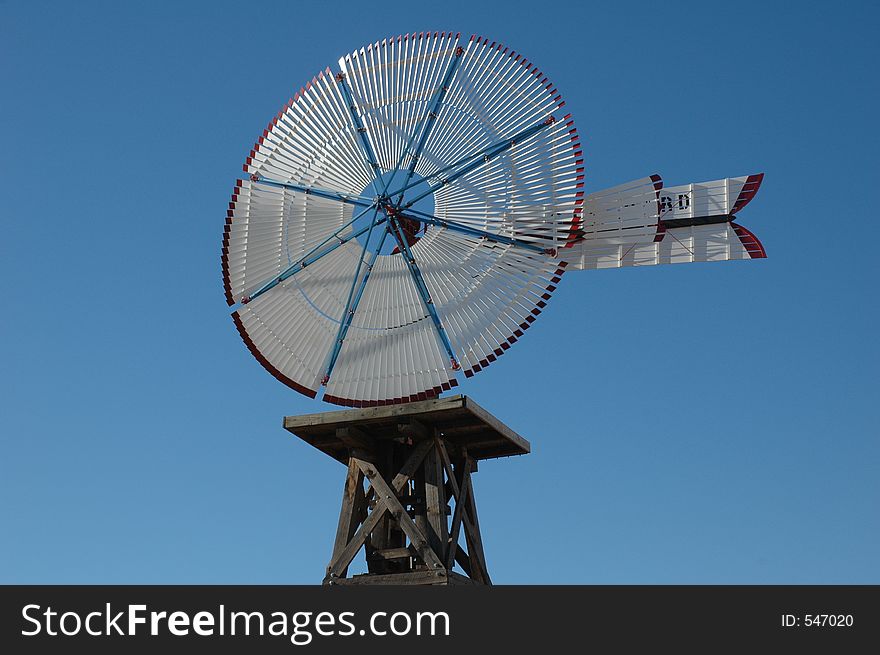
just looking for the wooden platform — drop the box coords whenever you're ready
[283,395,530,465]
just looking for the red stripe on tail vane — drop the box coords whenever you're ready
[731,223,767,258]
[731,173,764,214]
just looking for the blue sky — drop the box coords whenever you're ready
[1,0,877,584]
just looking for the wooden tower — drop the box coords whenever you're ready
[283,395,530,585]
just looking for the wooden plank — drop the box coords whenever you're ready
[434,424,492,436]
[354,458,445,571]
[369,547,412,561]
[331,570,449,586]
[285,396,466,431]
[463,397,530,454]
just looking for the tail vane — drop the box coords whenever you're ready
[562,174,766,270]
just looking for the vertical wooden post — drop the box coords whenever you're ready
[329,459,364,579]
[460,453,491,584]
[423,444,448,563]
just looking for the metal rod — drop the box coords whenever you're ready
[388,45,464,205]
[336,72,384,198]
[322,223,391,384]
[399,207,555,255]
[241,210,386,304]
[390,117,556,207]
[387,213,460,371]
[250,174,374,209]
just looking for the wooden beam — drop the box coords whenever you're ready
[330,460,364,578]
[390,439,433,490]
[437,440,486,582]
[326,499,388,580]
[435,438,461,501]
[413,458,428,563]
[434,424,490,436]
[445,458,470,570]
[367,442,393,564]
[463,397,530,454]
[336,426,374,451]
[460,457,491,584]
[285,396,466,431]
[369,547,412,561]
[333,570,450,586]
[423,444,448,562]
[397,418,430,441]
[454,544,473,578]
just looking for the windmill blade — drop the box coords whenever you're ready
[561,174,766,269]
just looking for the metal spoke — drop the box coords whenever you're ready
[387,45,464,205]
[387,213,460,371]
[400,207,556,256]
[388,117,557,207]
[240,205,383,305]
[250,174,374,209]
[322,219,390,384]
[335,72,384,198]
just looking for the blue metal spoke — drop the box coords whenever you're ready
[335,72,384,198]
[250,174,374,209]
[388,117,557,207]
[240,206,383,305]
[387,213,460,371]
[387,45,464,205]
[399,207,555,256]
[384,139,510,198]
[322,220,390,384]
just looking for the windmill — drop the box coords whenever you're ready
[222,33,765,584]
